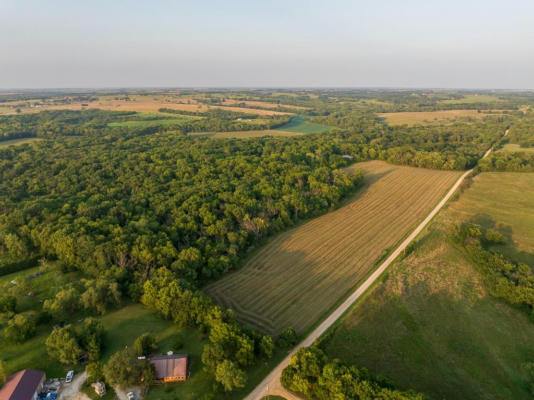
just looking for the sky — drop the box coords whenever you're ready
[2,0,534,89]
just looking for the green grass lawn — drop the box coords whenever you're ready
[274,115,331,134]
[321,172,534,400]
[0,137,43,148]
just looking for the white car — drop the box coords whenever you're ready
[65,370,74,383]
[127,392,135,400]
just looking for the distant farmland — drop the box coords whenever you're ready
[379,109,498,126]
[274,115,331,134]
[189,130,302,139]
[206,161,460,335]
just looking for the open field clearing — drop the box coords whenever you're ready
[274,115,331,134]
[190,130,302,139]
[446,172,534,265]
[439,94,501,104]
[221,99,308,110]
[0,137,43,147]
[107,117,194,128]
[379,109,499,126]
[323,172,534,400]
[206,161,460,335]
[499,143,534,153]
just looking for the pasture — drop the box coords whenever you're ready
[378,109,496,126]
[274,115,331,134]
[206,161,460,335]
[189,130,302,139]
[322,171,534,400]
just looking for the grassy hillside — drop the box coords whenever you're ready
[321,172,534,400]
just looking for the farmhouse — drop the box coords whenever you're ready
[0,369,46,400]
[149,354,188,382]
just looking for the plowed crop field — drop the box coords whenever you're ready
[206,161,461,335]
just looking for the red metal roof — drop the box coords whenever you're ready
[0,369,45,400]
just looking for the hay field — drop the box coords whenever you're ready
[206,161,461,335]
[379,109,496,126]
[190,130,302,139]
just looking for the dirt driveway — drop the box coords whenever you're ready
[59,371,89,400]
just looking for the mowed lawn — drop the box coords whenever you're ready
[378,109,496,126]
[206,161,460,335]
[322,172,534,400]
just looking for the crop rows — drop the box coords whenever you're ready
[206,161,461,335]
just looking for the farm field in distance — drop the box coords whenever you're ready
[273,115,331,134]
[321,172,534,400]
[206,160,461,335]
[189,129,302,139]
[0,137,43,147]
[499,143,534,153]
[379,109,500,126]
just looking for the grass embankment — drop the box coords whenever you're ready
[206,161,460,335]
[321,172,534,400]
[273,115,331,134]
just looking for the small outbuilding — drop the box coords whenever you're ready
[90,382,106,397]
[148,354,188,383]
[0,369,46,400]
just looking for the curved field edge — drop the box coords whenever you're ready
[320,171,534,400]
[205,161,461,335]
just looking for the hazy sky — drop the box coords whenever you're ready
[2,0,534,89]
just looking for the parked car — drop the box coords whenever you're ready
[65,370,74,383]
[127,392,135,400]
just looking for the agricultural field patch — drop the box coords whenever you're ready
[273,115,331,134]
[220,99,308,110]
[439,94,501,104]
[322,171,534,400]
[0,137,43,147]
[206,161,460,335]
[189,130,302,139]
[378,109,498,126]
[499,143,534,153]
[107,117,193,128]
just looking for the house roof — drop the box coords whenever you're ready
[149,354,187,379]
[0,369,45,400]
